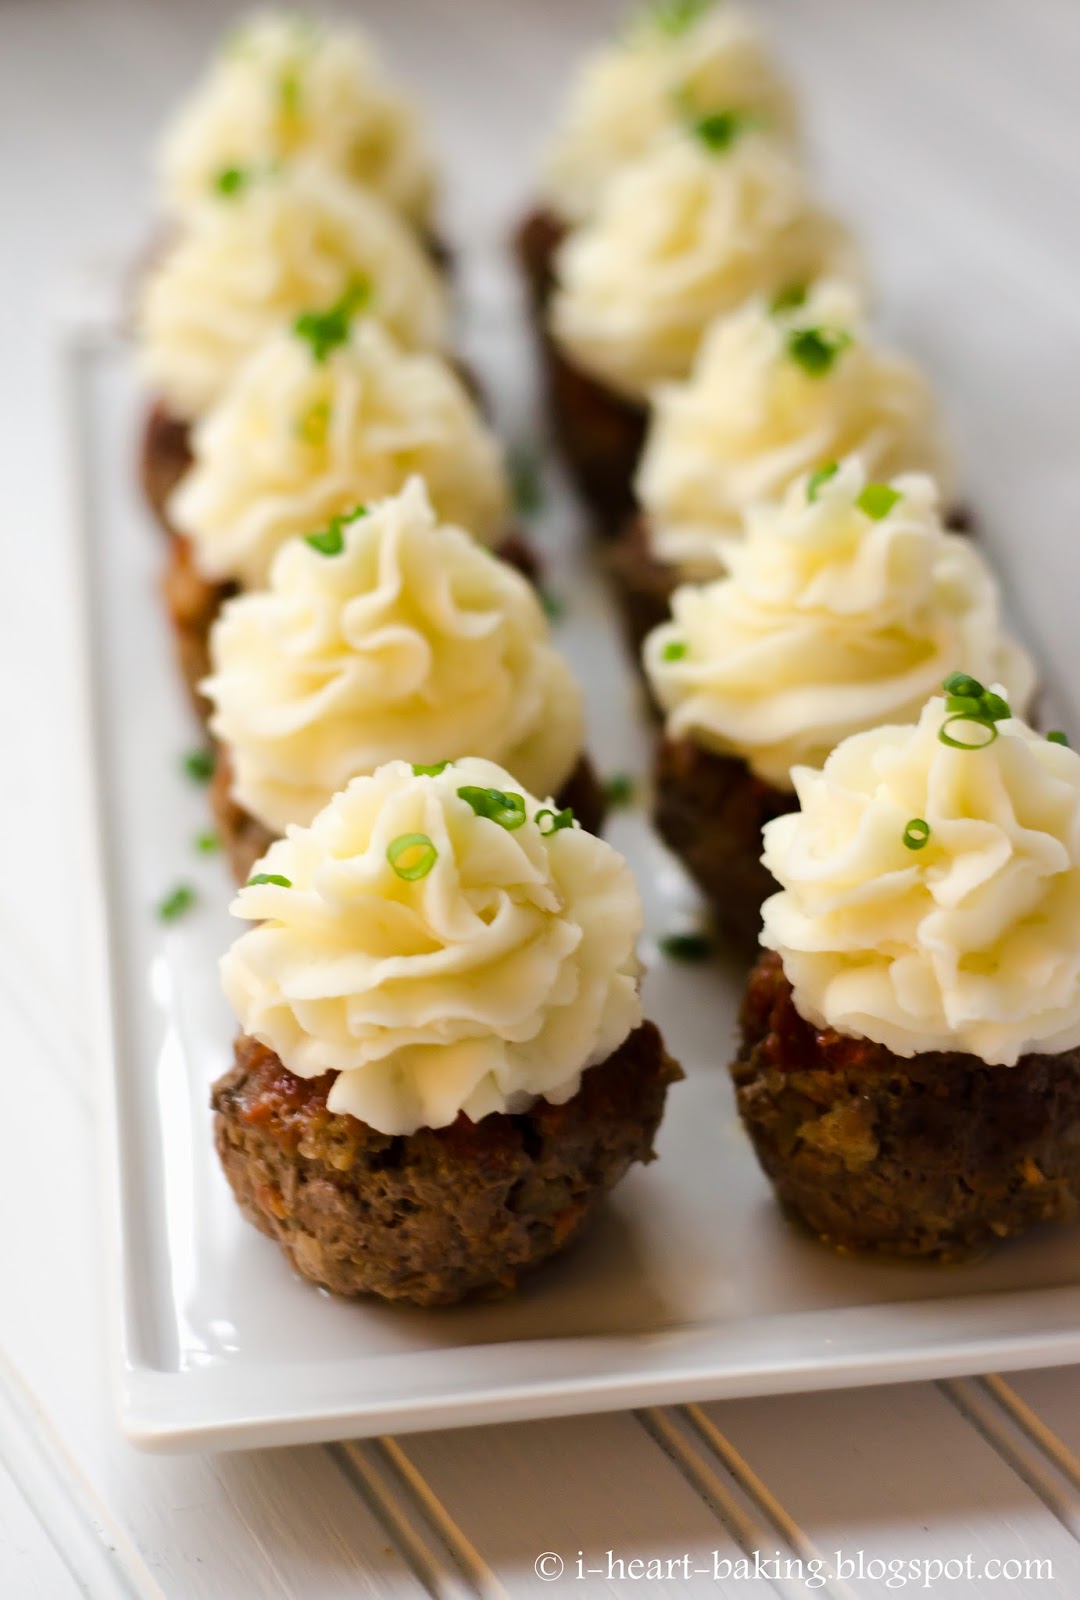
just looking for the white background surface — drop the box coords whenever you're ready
[5,0,1080,1594]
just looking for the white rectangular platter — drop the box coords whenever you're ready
[70,0,1080,1453]
[71,320,1080,1455]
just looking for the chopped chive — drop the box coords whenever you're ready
[939,718,999,750]
[509,447,544,518]
[787,326,852,377]
[902,818,931,851]
[194,830,221,855]
[770,283,808,315]
[456,786,527,830]
[158,884,196,922]
[937,672,1012,749]
[690,109,749,152]
[182,747,216,783]
[535,806,575,835]
[412,760,450,776]
[661,640,687,662]
[943,672,983,699]
[658,931,713,962]
[247,872,292,887]
[279,66,302,116]
[304,503,367,555]
[1048,731,1070,746]
[604,773,636,807]
[649,0,712,34]
[540,589,564,623]
[806,462,840,503]
[213,165,248,197]
[857,483,901,520]
[387,833,438,881]
[293,277,372,362]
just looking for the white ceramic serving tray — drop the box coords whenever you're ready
[68,301,1080,1456]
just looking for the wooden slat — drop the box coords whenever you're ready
[693,1388,1078,1598]
[0,1458,86,1600]
[388,1413,777,1597]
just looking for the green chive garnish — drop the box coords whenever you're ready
[857,483,901,520]
[456,786,527,830]
[659,931,713,962]
[604,773,636,807]
[304,504,367,555]
[412,761,450,776]
[535,806,575,835]
[690,109,749,152]
[279,66,302,115]
[214,165,248,197]
[509,447,543,518]
[1048,731,1070,746]
[182,748,216,783]
[293,278,372,362]
[902,818,931,851]
[194,830,220,855]
[661,640,687,662]
[770,283,808,315]
[806,462,840,503]
[158,884,196,922]
[787,326,852,377]
[247,873,292,887]
[649,0,712,35]
[387,833,438,881]
[540,589,564,623]
[938,674,1011,750]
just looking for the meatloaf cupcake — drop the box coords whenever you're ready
[610,280,951,653]
[540,123,855,530]
[735,685,1080,1260]
[137,160,448,522]
[516,0,797,318]
[214,756,681,1304]
[643,461,1033,950]
[156,12,436,232]
[202,476,603,882]
[161,312,509,711]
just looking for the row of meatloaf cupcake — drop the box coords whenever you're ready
[517,0,858,528]
[136,16,684,1308]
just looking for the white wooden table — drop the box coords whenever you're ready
[4,1,1080,1593]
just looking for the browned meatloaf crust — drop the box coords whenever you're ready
[163,527,543,728]
[210,744,611,885]
[654,738,796,953]
[213,1025,682,1305]
[514,205,646,535]
[140,401,193,535]
[732,951,1080,1261]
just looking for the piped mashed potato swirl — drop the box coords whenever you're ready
[644,460,1034,789]
[203,478,583,834]
[549,128,857,402]
[170,319,509,588]
[762,692,1080,1066]
[637,280,951,576]
[220,756,644,1135]
[542,0,797,223]
[157,12,436,225]
[137,162,448,420]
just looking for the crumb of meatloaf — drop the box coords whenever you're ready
[731,951,1080,1260]
[212,1024,682,1305]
